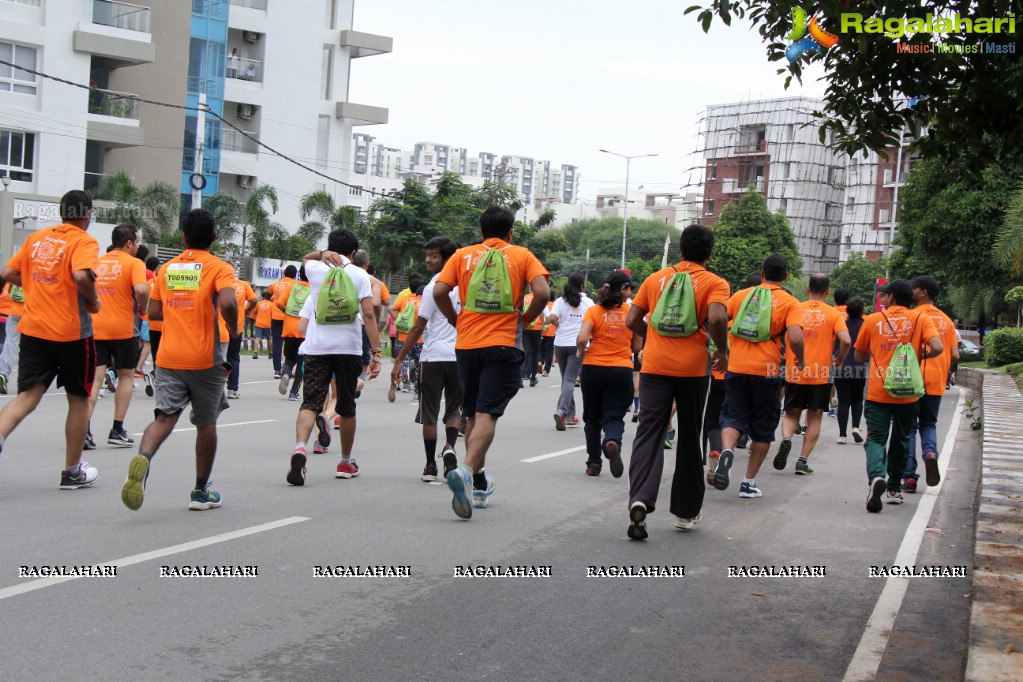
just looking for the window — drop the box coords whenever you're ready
[705,200,715,215]
[0,42,37,94]
[348,185,363,197]
[424,154,433,164]
[846,196,855,212]
[0,129,35,181]
[321,46,333,100]
[708,164,717,180]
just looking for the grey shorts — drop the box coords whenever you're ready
[416,360,462,426]
[154,366,230,426]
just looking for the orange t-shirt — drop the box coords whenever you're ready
[725,284,803,377]
[255,299,274,328]
[632,261,730,378]
[379,280,391,305]
[0,283,25,318]
[268,277,293,321]
[275,279,309,338]
[151,249,235,370]
[523,293,543,330]
[217,279,256,339]
[581,303,634,368]
[8,223,99,342]
[146,275,163,332]
[542,301,556,337]
[834,304,848,319]
[436,238,549,351]
[916,304,957,396]
[785,300,848,385]
[92,249,147,341]
[854,305,939,404]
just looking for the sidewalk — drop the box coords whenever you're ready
[960,368,1023,681]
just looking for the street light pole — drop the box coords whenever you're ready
[599,149,657,270]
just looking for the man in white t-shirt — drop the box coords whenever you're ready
[286,229,381,486]
[547,273,594,430]
[392,237,463,482]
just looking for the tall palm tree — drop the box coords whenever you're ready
[204,184,279,260]
[298,190,363,246]
[995,186,1023,277]
[91,170,179,243]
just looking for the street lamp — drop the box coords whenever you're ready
[599,149,657,269]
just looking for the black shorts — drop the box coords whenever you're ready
[301,354,363,418]
[783,382,831,412]
[456,346,524,418]
[95,338,141,371]
[18,334,96,398]
[720,371,784,443]
[416,360,462,425]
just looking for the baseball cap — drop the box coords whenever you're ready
[911,275,940,300]
[605,271,633,290]
[880,279,914,303]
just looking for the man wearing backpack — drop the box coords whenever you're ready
[854,279,942,512]
[286,229,381,485]
[624,224,730,540]
[902,276,959,493]
[433,205,550,519]
[772,273,851,475]
[713,254,804,500]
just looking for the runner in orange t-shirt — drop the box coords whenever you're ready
[87,224,149,449]
[540,300,556,376]
[253,291,274,358]
[220,273,257,398]
[853,279,941,512]
[577,271,641,479]
[0,190,101,489]
[121,209,238,512]
[624,225,731,538]
[267,267,295,376]
[715,254,804,501]
[433,206,550,519]
[771,274,850,475]
[274,268,309,400]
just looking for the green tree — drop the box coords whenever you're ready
[709,186,802,290]
[298,190,365,247]
[368,180,438,273]
[995,185,1023,278]
[685,1,1023,168]
[1005,286,1023,327]
[828,251,886,302]
[203,184,281,261]
[91,170,179,243]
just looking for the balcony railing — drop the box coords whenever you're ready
[225,58,263,83]
[91,0,151,33]
[88,89,140,119]
[221,128,259,154]
[230,0,267,9]
[2,0,42,6]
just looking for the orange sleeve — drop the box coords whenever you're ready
[70,233,100,274]
[437,251,460,289]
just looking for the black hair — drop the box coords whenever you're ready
[111,224,138,249]
[367,264,376,277]
[846,298,865,319]
[745,271,763,288]
[181,208,216,250]
[886,278,915,307]
[284,264,298,278]
[60,190,92,222]
[833,288,849,306]
[145,256,160,272]
[415,285,425,296]
[297,265,307,282]
[262,290,273,299]
[680,224,714,263]
[326,227,359,256]
[762,254,788,283]
[425,236,457,263]
[562,272,584,308]
[479,205,515,239]
[408,274,424,293]
[808,273,829,295]
[135,244,149,262]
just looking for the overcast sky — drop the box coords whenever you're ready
[348,0,828,200]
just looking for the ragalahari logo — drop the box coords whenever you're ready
[785,7,840,62]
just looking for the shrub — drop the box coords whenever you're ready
[984,328,1023,367]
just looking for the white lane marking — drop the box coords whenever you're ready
[842,392,965,682]
[131,419,277,437]
[241,380,277,385]
[0,516,310,601]
[522,445,586,463]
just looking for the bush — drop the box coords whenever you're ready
[984,328,1023,367]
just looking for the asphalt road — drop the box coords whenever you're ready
[0,357,977,681]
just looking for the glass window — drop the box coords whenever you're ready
[0,42,38,95]
[0,129,36,181]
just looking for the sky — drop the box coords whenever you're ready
[348,0,828,201]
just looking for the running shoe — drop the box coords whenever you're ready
[923,451,941,487]
[603,440,624,479]
[227,389,240,399]
[586,461,602,476]
[795,459,814,475]
[355,378,365,399]
[566,416,580,428]
[0,373,8,394]
[313,443,328,455]
[903,477,918,494]
[121,455,149,509]
[663,430,675,450]
[627,501,648,540]
[253,352,259,360]
[278,372,291,395]
[706,451,719,486]
[335,460,359,479]
[288,392,300,401]
[713,449,733,491]
[836,436,847,445]
[738,481,763,498]
[885,490,905,505]
[107,427,134,447]
[104,369,117,392]
[421,462,438,482]
[144,371,154,397]
[447,465,474,519]
[59,462,98,490]
[773,439,792,470]
[866,477,887,513]
[83,431,97,451]
[134,370,144,379]
[189,483,222,510]
[286,451,307,486]
[334,415,341,430]
[471,475,495,508]
[553,412,566,431]
[315,414,331,448]
[387,382,397,403]
[675,511,702,531]
[441,444,458,477]
[529,376,538,387]
[852,427,864,444]
[632,412,639,423]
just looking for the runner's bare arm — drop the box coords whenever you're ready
[854,348,869,363]
[360,297,382,379]
[1,266,21,287]
[73,269,101,314]
[834,329,852,365]
[707,301,728,368]
[575,320,593,361]
[133,282,150,316]
[625,303,648,338]
[219,288,239,340]
[523,276,550,323]
[921,335,943,359]
[148,299,163,321]
[433,282,457,327]
[787,324,805,371]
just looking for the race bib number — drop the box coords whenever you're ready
[166,263,203,291]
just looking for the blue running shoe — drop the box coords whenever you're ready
[189,483,222,511]
[471,475,495,508]
[446,465,473,519]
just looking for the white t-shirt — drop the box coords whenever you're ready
[418,273,459,363]
[298,258,372,356]
[550,295,594,347]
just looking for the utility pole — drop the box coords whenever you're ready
[599,149,657,269]
[191,92,207,210]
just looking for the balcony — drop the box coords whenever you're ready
[230,0,267,9]
[2,0,41,5]
[221,128,259,155]
[91,0,151,33]
[335,101,388,126]
[88,89,140,120]
[226,58,262,84]
[339,30,393,58]
[74,0,154,67]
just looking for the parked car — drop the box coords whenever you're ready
[959,338,981,361]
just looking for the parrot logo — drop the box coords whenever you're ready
[785,7,839,62]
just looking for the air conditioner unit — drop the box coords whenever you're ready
[236,175,254,189]
[242,31,260,43]
[236,103,257,120]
